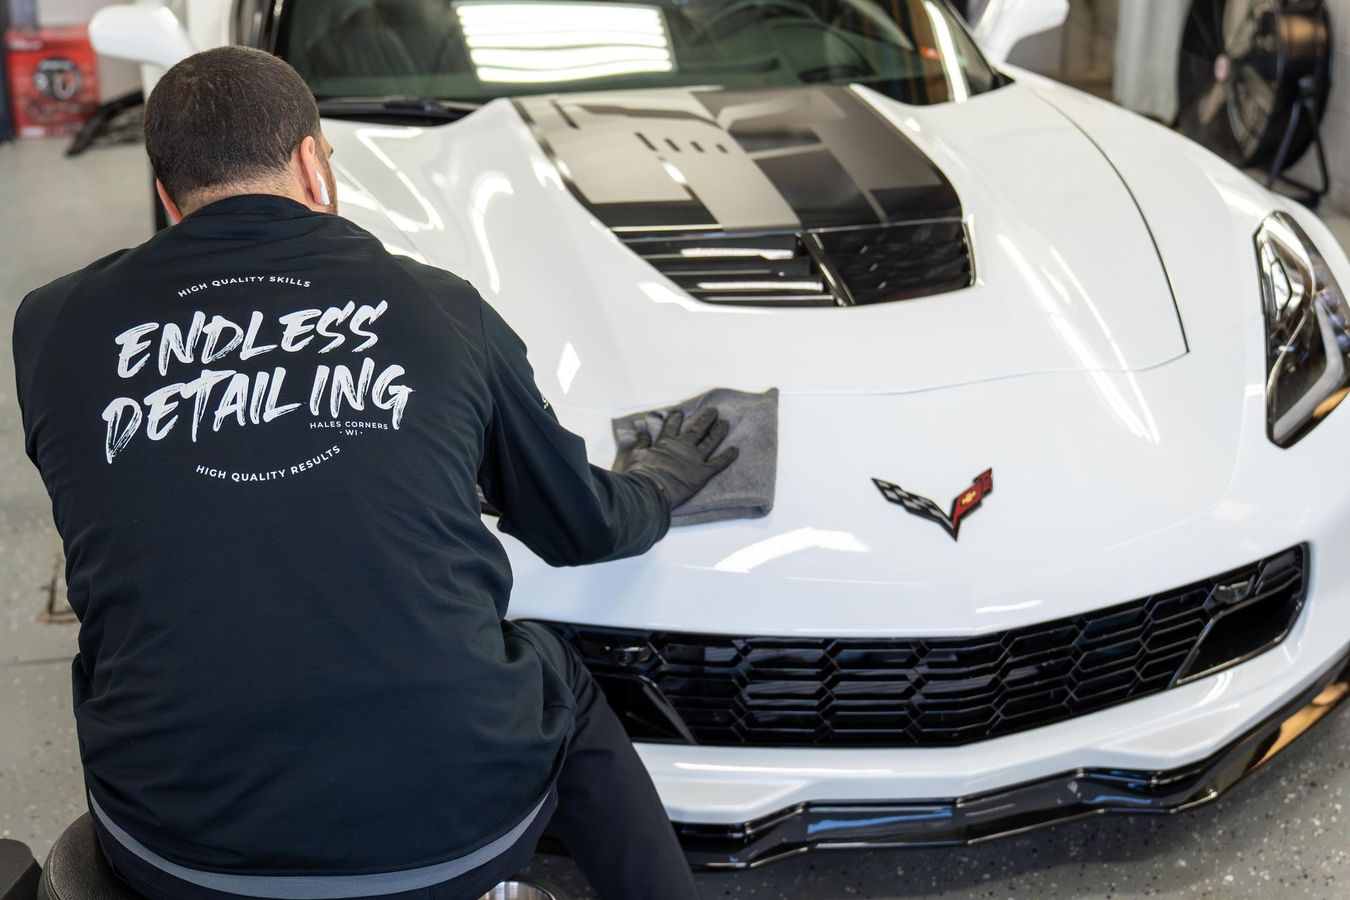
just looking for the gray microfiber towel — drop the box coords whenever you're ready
[612,387,779,526]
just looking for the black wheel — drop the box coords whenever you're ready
[1176,0,1330,170]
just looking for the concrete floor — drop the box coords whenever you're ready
[2,137,1349,900]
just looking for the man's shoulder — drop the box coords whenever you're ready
[381,252,491,339]
[385,252,478,300]
[324,215,481,306]
[15,247,132,336]
[13,247,133,416]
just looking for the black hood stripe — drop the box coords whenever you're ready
[695,85,959,228]
[516,84,962,234]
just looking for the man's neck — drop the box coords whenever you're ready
[180,183,307,217]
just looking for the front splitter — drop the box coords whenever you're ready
[674,649,1350,869]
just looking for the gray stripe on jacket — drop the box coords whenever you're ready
[89,792,547,898]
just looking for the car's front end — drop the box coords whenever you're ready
[427,73,1350,862]
[92,0,1350,865]
[496,207,1350,861]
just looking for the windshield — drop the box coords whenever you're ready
[275,0,1001,106]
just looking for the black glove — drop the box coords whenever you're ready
[615,407,738,510]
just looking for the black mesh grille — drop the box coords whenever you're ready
[623,222,972,308]
[535,547,1307,748]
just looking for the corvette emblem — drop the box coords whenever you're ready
[872,469,994,541]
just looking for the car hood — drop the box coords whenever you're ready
[326,81,1186,407]
[499,335,1262,635]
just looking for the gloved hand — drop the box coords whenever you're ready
[615,407,738,510]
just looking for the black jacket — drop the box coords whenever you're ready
[12,194,668,875]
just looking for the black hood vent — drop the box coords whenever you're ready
[623,221,971,307]
[622,232,829,307]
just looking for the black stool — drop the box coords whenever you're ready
[0,838,41,900]
[37,815,142,900]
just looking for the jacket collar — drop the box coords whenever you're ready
[183,193,316,221]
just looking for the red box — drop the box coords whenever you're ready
[6,26,100,138]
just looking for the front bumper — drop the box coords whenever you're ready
[669,648,1348,867]
[566,534,1349,839]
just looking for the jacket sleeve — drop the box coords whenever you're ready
[13,277,76,466]
[476,298,669,567]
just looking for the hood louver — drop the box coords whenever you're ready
[623,222,972,307]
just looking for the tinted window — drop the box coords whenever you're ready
[276,0,1001,105]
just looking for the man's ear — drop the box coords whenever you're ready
[297,135,330,211]
[155,180,183,224]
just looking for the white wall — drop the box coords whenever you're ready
[1112,0,1187,119]
[1008,0,1119,84]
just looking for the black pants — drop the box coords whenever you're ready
[93,622,699,900]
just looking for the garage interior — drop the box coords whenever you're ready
[2,1,1350,898]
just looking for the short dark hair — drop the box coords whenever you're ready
[144,46,321,206]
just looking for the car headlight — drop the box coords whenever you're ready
[1256,212,1350,447]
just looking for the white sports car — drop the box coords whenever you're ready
[94,0,1350,868]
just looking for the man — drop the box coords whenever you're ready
[13,46,736,900]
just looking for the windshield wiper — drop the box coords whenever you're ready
[315,96,481,125]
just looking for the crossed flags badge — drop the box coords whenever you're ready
[872,469,994,541]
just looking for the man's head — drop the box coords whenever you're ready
[144,46,335,220]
